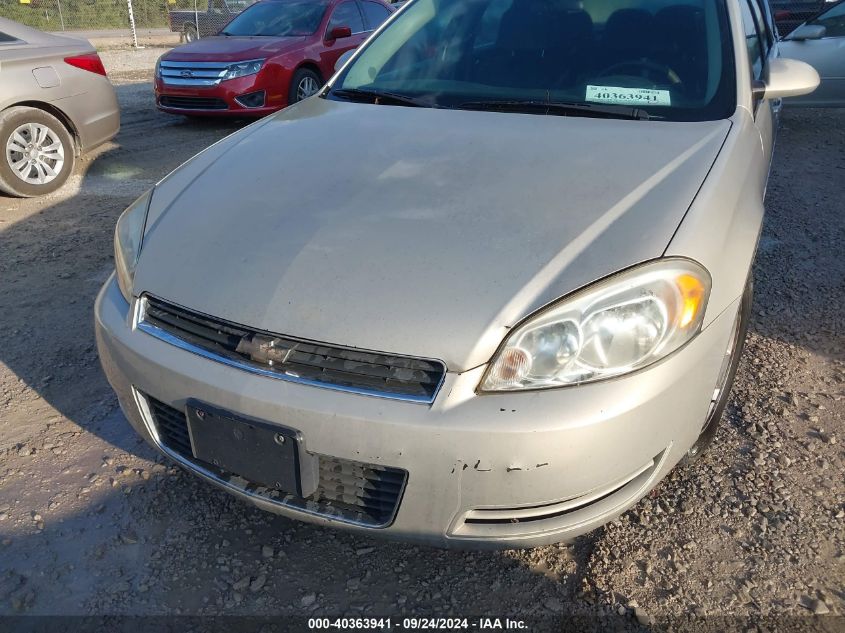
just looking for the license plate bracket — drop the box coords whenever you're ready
[185,400,316,497]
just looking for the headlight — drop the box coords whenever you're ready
[480,259,711,392]
[223,59,264,81]
[114,189,153,302]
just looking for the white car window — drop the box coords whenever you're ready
[336,0,737,122]
[0,31,23,45]
[811,1,845,37]
[740,0,765,79]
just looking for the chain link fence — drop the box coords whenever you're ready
[769,0,833,35]
[0,0,254,45]
[0,0,834,47]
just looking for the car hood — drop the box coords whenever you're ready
[135,98,731,372]
[163,36,306,62]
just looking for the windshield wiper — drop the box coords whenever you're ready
[331,88,434,108]
[456,100,650,120]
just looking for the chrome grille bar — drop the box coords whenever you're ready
[159,60,229,87]
[136,295,447,404]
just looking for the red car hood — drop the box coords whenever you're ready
[163,36,307,62]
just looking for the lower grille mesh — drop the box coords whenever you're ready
[159,95,228,110]
[147,397,406,527]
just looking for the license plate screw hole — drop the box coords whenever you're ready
[274,433,286,446]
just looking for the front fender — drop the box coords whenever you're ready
[666,107,767,325]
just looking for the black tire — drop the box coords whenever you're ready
[0,106,75,198]
[288,68,323,105]
[683,279,753,464]
[184,24,198,42]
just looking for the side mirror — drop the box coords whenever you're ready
[756,57,820,101]
[328,25,353,41]
[785,23,826,41]
[335,49,356,73]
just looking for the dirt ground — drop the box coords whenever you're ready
[0,52,843,631]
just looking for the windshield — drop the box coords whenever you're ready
[222,0,329,36]
[331,0,736,121]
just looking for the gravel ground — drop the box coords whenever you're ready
[63,28,181,52]
[98,46,172,84]
[0,53,843,631]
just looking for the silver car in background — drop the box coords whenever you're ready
[96,0,818,548]
[0,18,120,197]
[780,0,845,107]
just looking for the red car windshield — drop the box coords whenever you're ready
[221,0,330,36]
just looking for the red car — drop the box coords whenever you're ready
[155,0,395,117]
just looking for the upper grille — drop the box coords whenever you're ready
[159,95,228,111]
[158,60,229,87]
[139,296,446,403]
[146,397,407,527]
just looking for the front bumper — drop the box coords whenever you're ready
[154,74,284,118]
[95,275,741,549]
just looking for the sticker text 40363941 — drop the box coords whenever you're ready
[586,85,672,107]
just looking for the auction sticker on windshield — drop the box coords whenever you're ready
[586,85,672,107]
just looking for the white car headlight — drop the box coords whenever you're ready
[114,189,153,302]
[480,259,711,392]
[223,59,264,81]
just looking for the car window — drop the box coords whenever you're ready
[811,0,845,37]
[221,0,330,36]
[751,0,776,48]
[0,31,21,44]
[475,0,512,48]
[746,0,772,53]
[740,0,765,79]
[361,1,391,30]
[328,1,366,34]
[333,0,737,122]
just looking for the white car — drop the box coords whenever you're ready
[779,0,845,107]
[96,0,818,548]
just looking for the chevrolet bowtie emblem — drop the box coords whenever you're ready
[235,334,295,366]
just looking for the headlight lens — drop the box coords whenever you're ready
[480,259,711,392]
[223,59,264,81]
[114,189,153,302]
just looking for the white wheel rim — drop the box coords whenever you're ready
[297,76,320,101]
[5,122,65,186]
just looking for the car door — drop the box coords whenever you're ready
[779,1,845,106]
[323,0,369,70]
[740,0,778,168]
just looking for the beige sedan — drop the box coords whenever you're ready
[0,18,120,197]
[96,0,819,548]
